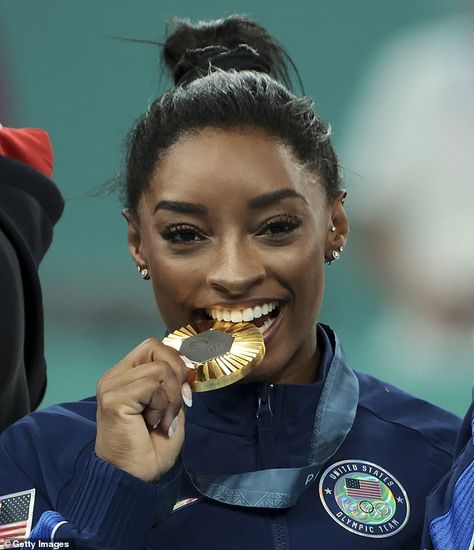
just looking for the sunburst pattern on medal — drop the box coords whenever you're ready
[163,321,265,392]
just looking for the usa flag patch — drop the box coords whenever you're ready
[0,489,35,548]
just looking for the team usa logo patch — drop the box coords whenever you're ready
[319,460,410,538]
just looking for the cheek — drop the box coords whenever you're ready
[273,237,325,312]
[148,257,196,323]
[296,248,324,303]
[288,239,324,312]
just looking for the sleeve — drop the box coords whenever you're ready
[422,396,474,550]
[30,455,183,550]
[0,422,183,550]
[0,228,30,430]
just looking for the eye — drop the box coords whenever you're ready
[257,215,302,238]
[160,224,205,243]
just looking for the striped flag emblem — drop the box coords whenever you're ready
[172,497,200,512]
[0,489,35,548]
[345,478,382,499]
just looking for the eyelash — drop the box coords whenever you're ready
[257,215,302,238]
[160,224,204,243]
[160,215,302,244]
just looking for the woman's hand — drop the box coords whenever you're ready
[95,338,193,482]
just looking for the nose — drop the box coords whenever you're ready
[206,238,266,296]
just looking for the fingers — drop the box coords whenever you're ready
[100,336,191,396]
[97,361,186,414]
[114,337,188,380]
[95,337,195,481]
[97,354,192,436]
[140,362,183,432]
[149,409,185,447]
[96,337,196,442]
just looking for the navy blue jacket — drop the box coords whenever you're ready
[422,398,474,550]
[0,326,461,549]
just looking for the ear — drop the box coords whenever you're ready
[122,208,147,268]
[325,191,349,261]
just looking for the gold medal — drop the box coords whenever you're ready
[163,320,265,392]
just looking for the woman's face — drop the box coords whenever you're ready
[127,128,348,384]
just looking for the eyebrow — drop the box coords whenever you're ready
[248,189,308,209]
[153,188,307,216]
[153,200,208,216]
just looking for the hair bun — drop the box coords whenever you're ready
[163,15,291,87]
[173,44,272,86]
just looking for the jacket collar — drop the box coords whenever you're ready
[186,323,337,437]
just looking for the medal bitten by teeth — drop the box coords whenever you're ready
[162,321,265,392]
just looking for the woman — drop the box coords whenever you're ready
[0,16,461,549]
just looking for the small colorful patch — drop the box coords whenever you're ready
[0,488,35,547]
[319,460,409,538]
[172,497,201,513]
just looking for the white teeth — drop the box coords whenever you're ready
[207,301,280,322]
[231,310,243,323]
[242,308,254,322]
[257,317,276,334]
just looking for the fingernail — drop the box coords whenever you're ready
[180,354,195,370]
[168,415,179,438]
[181,382,193,407]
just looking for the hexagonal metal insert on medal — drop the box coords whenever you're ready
[180,329,235,363]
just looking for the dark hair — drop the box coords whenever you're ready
[124,15,340,214]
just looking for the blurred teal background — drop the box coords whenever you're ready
[1,1,471,415]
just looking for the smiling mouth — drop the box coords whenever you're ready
[204,301,282,335]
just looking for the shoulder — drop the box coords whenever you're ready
[354,370,461,457]
[0,396,98,452]
[0,397,98,501]
[0,155,64,266]
[0,154,63,225]
[423,401,474,548]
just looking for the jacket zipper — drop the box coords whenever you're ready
[256,384,290,550]
[257,383,275,469]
